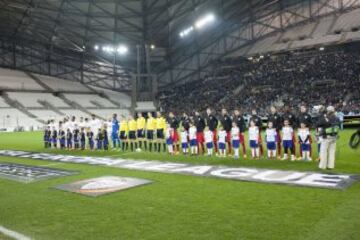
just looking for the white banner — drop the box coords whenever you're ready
[0,150,356,189]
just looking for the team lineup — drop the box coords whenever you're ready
[44,104,340,170]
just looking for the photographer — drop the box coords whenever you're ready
[317,106,340,170]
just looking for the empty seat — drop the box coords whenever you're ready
[0,68,44,90]
[34,74,91,92]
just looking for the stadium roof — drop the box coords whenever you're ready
[0,0,358,90]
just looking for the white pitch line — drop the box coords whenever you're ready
[0,225,32,240]
[39,162,63,167]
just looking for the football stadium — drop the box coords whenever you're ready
[1,0,360,239]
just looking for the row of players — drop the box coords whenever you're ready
[44,104,322,161]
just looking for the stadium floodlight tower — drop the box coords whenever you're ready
[130,44,158,115]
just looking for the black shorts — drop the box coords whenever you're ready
[156,129,164,139]
[137,129,144,138]
[128,131,136,140]
[147,130,154,140]
[119,131,127,140]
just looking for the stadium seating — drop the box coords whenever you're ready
[135,101,156,112]
[0,108,41,130]
[0,68,44,90]
[332,8,360,33]
[91,86,131,107]
[33,74,91,92]
[160,47,360,116]
[63,93,118,108]
[0,97,9,108]
[89,109,130,119]
[29,110,62,121]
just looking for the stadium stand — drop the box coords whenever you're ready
[91,86,132,108]
[0,108,41,130]
[7,92,45,108]
[33,73,92,92]
[0,68,44,90]
[0,97,9,108]
[135,101,157,112]
[28,110,62,121]
[63,93,118,108]
[160,45,360,116]
[0,67,131,131]
[331,8,360,33]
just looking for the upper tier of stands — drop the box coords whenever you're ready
[159,47,360,116]
[0,68,44,90]
[64,93,118,108]
[238,9,360,56]
[91,86,131,108]
[33,74,91,92]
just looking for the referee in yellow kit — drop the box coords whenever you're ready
[146,112,156,151]
[136,112,146,150]
[128,115,137,151]
[156,111,166,152]
[119,116,129,151]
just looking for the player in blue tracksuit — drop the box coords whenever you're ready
[111,114,120,148]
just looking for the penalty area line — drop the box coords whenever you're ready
[0,225,32,240]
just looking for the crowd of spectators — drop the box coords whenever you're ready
[159,47,360,116]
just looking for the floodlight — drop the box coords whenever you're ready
[117,45,128,55]
[179,26,194,38]
[319,47,325,51]
[94,45,99,50]
[195,13,215,29]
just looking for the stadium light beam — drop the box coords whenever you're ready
[179,26,194,38]
[117,45,128,55]
[194,13,215,29]
[94,45,99,51]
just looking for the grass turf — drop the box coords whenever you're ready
[0,130,359,240]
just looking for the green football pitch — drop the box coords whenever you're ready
[0,130,359,240]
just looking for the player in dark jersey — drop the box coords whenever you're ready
[181,113,190,132]
[103,129,109,150]
[59,128,66,149]
[194,111,206,154]
[206,108,219,153]
[168,112,180,154]
[80,128,86,150]
[96,128,103,150]
[51,127,58,148]
[233,109,247,158]
[220,108,232,154]
[298,104,313,158]
[73,128,80,149]
[66,129,72,150]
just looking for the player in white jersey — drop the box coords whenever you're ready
[165,124,174,154]
[282,119,295,161]
[298,123,312,161]
[248,120,260,159]
[204,127,214,156]
[217,126,227,157]
[180,129,188,154]
[231,122,240,159]
[106,118,112,147]
[189,122,198,155]
[265,121,277,159]
[89,114,101,135]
